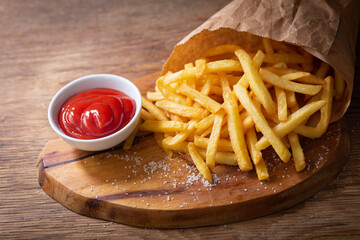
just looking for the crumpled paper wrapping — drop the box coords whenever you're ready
[162,0,360,122]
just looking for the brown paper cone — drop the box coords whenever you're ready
[162,0,360,122]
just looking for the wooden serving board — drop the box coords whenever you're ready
[37,73,350,228]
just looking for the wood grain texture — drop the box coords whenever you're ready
[37,73,350,228]
[1,0,360,239]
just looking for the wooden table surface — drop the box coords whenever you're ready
[1,0,359,239]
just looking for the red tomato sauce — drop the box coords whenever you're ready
[58,88,135,139]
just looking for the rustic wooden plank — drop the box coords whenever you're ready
[1,0,360,238]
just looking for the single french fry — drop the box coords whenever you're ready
[178,83,222,113]
[315,62,330,79]
[201,44,241,58]
[262,37,274,54]
[334,70,345,100]
[233,84,291,163]
[294,76,334,138]
[195,58,207,79]
[154,132,173,158]
[139,120,186,133]
[235,49,276,115]
[272,62,288,68]
[281,72,311,81]
[220,72,253,171]
[285,90,297,108]
[245,127,263,165]
[264,67,324,85]
[275,86,288,122]
[140,108,156,121]
[246,127,269,181]
[141,96,168,121]
[255,100,326,150]
[260,69,322,95]
[255,158,270,181]
[198,149,237,166]
[123,120,141,150]
[162,141,188,153]
[146,91,164,101]
[206,111,224,167]
[238,50,265,88]
[155,100,207,118]
[187,143,212,183]
[288,132,306,172]
[194,136,233,152]
[206,59,243,73]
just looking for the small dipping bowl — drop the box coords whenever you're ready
[48,74,142,151]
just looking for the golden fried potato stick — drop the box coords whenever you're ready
[141,96,168,121]
[294,76,334,138]
[195,58,206,79]
[146,91,164,101]
[206,60,243,73]
[188,143,213,183]
[194,135,233,152]
[140,108,156,121]
[178,83,222,113]
[245,127,263,165]
[264,67,324,85]
[139,120,187,133]
[220,72,253,171]
[154,132,173,158]
[281,72,311,81]
[198,150,237,166]
[288,132,306,172]
[206,111,224,167]
[315,62,330,78]
[285,90,297,108]
[246,127,269,181]
[201,44,241,57]
[262,37,274,54]
[155,100,207,118]
[238,50,265,88]
[235,49,276,115]
[259,69,322,95]
[275,86,288,122]
[123,120,142,150]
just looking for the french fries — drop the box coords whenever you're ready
[130,37,344,183]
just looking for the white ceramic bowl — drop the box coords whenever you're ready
[48,74,142,151]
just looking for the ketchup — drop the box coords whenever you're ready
[58,88,135,139]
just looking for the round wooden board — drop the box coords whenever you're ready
[37,73,351,228]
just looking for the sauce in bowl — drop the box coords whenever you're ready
[58,88,135,139]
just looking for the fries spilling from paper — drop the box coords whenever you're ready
[125,38,346,183]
